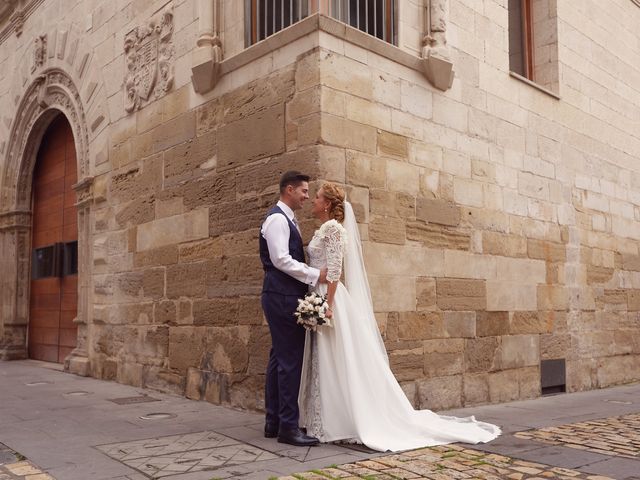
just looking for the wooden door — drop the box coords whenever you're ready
[29,116,78,363]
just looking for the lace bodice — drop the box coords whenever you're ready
[307,219,347,283]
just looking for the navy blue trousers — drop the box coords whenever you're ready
[262,292,306,430]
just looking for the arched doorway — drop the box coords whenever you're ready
[29,115,78,363]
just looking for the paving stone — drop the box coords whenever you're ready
[515,413,640,459]
[0,452,17,465]
[2,361,640,479]
[279,446,617,480]
[97,430,278,478]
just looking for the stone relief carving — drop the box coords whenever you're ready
[16,230,28,300]
[73,175,94,208]
[0,211,31,230]
[421,0,454,91]
[424,0,447,53]
[1,67,91,368]
[10,69,90,208]
[124,8,174,113]
[31,34,47,73]
[191,0,223,94]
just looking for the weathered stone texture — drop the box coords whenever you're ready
[3,0,640,417]
[436,278,486,311]
[368,215,406,245]
[406,222,471,250]
[416,198,461,227]
[417,375,463,410]
[378,130,408,158]
[218,104,286,171]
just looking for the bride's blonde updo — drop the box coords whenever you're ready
[321,182,345,223]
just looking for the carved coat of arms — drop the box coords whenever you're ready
[124,9,174,113]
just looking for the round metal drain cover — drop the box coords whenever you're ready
[139,412,177,420]
[604,399,632,405]
[64,391,91,396]
[25,381,52,386]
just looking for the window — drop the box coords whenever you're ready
[62,241,78,276]
[249,0,308,44]
[508,0,534,80]
[31,241,78,279]
[332,0,395,43]
[508,0,559,94]
[32,244,60,279]
[247,0,395,45]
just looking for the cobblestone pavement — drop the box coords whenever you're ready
[0,462,56,480]
[514,413,640,459]
[278,444,615,480]
[0,444,55,480]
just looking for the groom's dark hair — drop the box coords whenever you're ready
[279,171,310,193]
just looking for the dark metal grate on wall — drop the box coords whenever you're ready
[541,358,566,396]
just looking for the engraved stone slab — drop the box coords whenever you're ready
[96,431,278,478]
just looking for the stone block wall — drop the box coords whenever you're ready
[300,0,640,410]
[91,48,346,408]
[1,0,640,414]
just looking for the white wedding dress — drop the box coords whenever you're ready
[299,203,500,452]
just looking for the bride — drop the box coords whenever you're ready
[299,182,501,452]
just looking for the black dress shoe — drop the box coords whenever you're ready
[264,424,278,438]
[277,427,320,446]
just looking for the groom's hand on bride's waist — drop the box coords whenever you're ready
[318,268,328,284]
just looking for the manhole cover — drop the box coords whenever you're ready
[25,381,52,386]
[108,395,160,405]
[604,399,633,405]
[139,412,177,420]
[64,390,91,396]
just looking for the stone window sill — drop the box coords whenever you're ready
[509,71,560,100]
[220,13,423,78]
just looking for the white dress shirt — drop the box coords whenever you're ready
[261,200,320,287]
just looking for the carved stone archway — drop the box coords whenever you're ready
[0,68,92,375]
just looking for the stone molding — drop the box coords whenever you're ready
[0,0,45,42]
[124,7,175,113]
[72,175,95,208]
[0,23,110,161]
[9,8,24,37]
[2,69,91,211]
[0,210,31,231]
[191,0,223,94]
[31,33,46,73]
[0,68,91,371]
[421,0,454,91]
[509,71,561,100]
[207,12,452,94]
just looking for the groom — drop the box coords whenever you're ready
[260,171,326,446]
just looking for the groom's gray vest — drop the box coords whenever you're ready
[260,205,308,296]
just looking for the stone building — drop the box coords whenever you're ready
[0,0,639,412]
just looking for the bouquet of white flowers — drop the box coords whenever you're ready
[295,292,331,331]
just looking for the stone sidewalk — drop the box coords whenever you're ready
[1,360,639,479]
